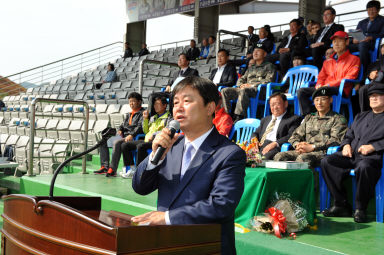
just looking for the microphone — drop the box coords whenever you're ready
[151,120,180,165]
[49,127,116,200]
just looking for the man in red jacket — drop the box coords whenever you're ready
[297,31,360,115]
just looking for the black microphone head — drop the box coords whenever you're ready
[168,120,180,131]
[101,127,117,140]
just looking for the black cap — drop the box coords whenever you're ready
[254,43,267,52]
[312,86,337,99]
[368,81,384,96]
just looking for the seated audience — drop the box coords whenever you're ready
[250,92,301,159]
[349,0,384,76]
[359,43,384,111]
[123,42,133,59]
[213,95,233,137]
[209,49,237,87]
[321,82,384,223]
[298,31,360,116]
[325,48,334,59]
[266,19,307,76]
[199,38,210,59]
[94,92,144,176]
[138,43,150,57]
[164,53,199,92]
[121,95,171,178]
[206,35,216,63]
[274,87,347,168]
[247,27,274,57]
[245,25,259,47]
[292,55,306,67]
[310,7,344,70]
[221,44,276,122]
[308,21,321,43]
[264,24,275,42]
[96,63,117,89]
[186,39,200,61]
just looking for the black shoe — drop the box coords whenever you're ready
[354,209,367,223]
[322,205,352,217]
[94,166,107,174]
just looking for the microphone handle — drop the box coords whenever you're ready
[150,128,177,165]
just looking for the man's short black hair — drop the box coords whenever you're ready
[367,0,380,10]
[178,53,190,61]
[173,76,220,106]
[154,95,168,105]
[191,39,196,44]
[128,92,142,102]
[218,48,229,56]
[209,35,216,41]
[108,63,115,71]
[324,6,336,15]
[269,92,287,103]
[248,25,254,30]
[290,18,301,26]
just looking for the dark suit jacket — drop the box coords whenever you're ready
[209,64,237,87]
[169,67,199,86]
[277,33,308,56]
[138,48,150,56]
[356,15,384,41]
[133,128,246,255]
[186,47,200,61]
[341,111,384,161]
[247,38,275,54]
[313,23,344,49]
[252,113,302,159]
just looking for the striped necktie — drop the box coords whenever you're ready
[259,117,277,146]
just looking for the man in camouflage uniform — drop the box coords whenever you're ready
[221,44,275,121]
[273,87,347,168]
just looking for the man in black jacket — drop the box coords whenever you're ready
[251,92,301,159]
[310,7,344,70]
[209,49,237,88]
[321,82,384,223]
[266,19,308,76]
[185,39,200,61]
[138,43,150,57]
[164,53,199,92]
[94,92,145,177]
[123,42,133,59]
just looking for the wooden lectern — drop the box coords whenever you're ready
[1,195,221,254]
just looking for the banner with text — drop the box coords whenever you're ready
[126,0,235,23]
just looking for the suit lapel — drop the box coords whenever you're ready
[276,114,289,138]
[261,115,272,136]
[169,137,185,184]
[168,129,219,207]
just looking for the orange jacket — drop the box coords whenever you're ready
[316,50,360,97]
[213,107,233,137]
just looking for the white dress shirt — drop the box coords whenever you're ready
[265,112,286,142]
[284,35,292,48]
[213,64,227,84]
[146,126,215,225]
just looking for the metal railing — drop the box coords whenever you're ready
[138,59,179,95]
[28,98,89,176]
[149,39,193,52]
[216,30,249,66]
[0,42,123,98]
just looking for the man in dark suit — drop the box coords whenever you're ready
[251,92,301,159]
[242,26,259,50]
[132,76,246,255]
[310,7,344,70]
[266,19,308,76]
[164,53,199,92]
[209,49,237,88]
[138,43,150,57]
[321,82,384,223]
[185,39,200,61]
[123,42,133,59]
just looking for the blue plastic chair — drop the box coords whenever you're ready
[332,66,363,126]
[351,37,383,63]
[319,146,384,223]
[265,65,319,116]
[228,118,260,144]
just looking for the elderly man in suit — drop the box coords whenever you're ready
[251,92,301,159]
[209,48,237,88]
[310,6,344,70]
[132,76,246,255]
[321,82,384,223]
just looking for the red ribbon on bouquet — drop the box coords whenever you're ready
[265,207,287,238]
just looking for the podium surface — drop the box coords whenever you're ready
[1,195,221,254]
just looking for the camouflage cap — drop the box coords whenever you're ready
[312,86,337,99]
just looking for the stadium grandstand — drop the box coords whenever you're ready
[0,0,384,254]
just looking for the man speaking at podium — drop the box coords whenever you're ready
[132,76,246,255]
